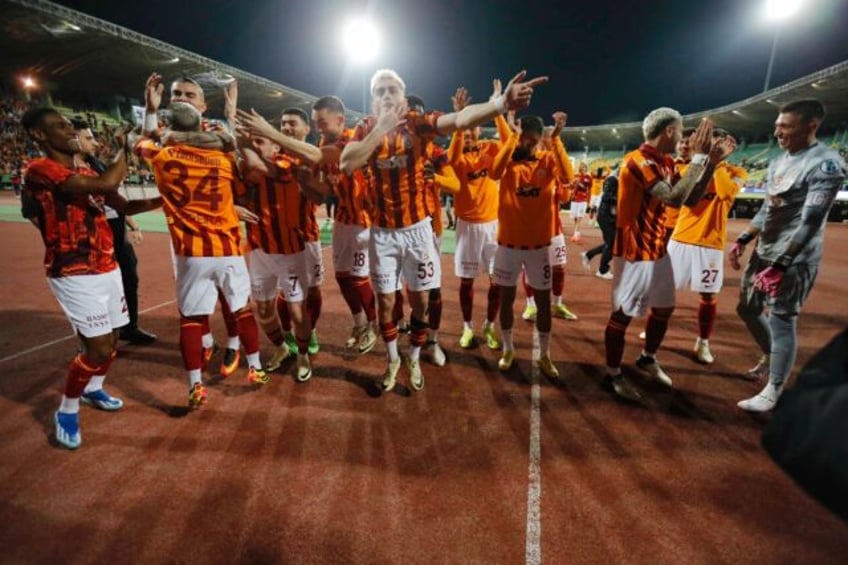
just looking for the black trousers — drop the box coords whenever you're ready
[108,216,140,328]
[585,213,616,274]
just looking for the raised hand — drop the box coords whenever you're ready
[145,73,164,113]
[376,103,407,133]
[452,87,470,112]
[689,118,714,155]
[235,108,277,139]
[552,111,568,138]
[710,134,737,164]
[503,70,549,111]
[506,110,519,134]
[113,124,131,150]
[489,79,502,103]
[223,80,239,123]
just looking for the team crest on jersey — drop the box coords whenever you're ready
[820,159,841,176]
[515,186,542,198]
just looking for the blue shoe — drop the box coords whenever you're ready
[81,388,124,411]
[54,411,82,449]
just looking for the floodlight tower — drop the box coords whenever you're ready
[763,0,805,92]
[343,18,381,114]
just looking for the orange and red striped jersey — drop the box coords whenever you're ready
[571,173,592,203]
[614,143,679,261]
[344,110,443,229]
[137,139,243,257]
[24,158,117,277]
[245,153,319,255]
[494,134,573,248]
[319,128,370,228]
[672,162,746,250]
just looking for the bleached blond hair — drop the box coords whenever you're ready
[370,69,406,96]
[642,107,682,140]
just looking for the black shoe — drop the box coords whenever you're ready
[119,327,157,345]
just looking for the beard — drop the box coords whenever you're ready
[512,146,534,161]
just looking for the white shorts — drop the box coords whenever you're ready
[549,233,567,267]
[454,218,498,279]
[493,246,551,290]
[48,269,129,338]
[590,195,602,208]
[175,255,251,316]
[667,240,725,293]
[332,222,370,278]
[370,218,441,294]
[305,241,324,288]
[248,248,309,303]
[570,201,588,219]
[611,254,676,318]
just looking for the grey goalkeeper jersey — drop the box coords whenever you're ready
[752,142,847,267]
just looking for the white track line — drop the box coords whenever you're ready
[525,377,542,565]
[0,299,175,364]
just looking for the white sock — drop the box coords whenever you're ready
[410,345,421,362]
[59,396,80,413]
[429,329,439,342]
[641,350,655,360]
[386,339,399,362]
[606,366,621,377]
[554,295,563,306]
[538,331,551,357]
[188,369,202,387]
[246,352,261,369]
[353,311,367,327]
[84,375,105,393]
[502,329,514,351]
[464,321,473,331]
[201,333,214,348]
[227,336,240,350]
[526,297,536,308]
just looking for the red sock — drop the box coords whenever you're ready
[180,316,205,371]
[645,309,673,355]
[410,317,428,347]
[64,354,109,398]
[295,333,310,355]
[552,265,565,297]
[459,278,474,323]
[307,289,323,330]
[218,291,239,338]
[353,277,376,322]
[235,309,260,355]
[698,297,717,340]
[336,274,362,317]
[276,294,292,332]
[522,271,534,299]
[380,321,399,343]
[487,282,501,324]
[393,290,405,324]
[200,315,210,336]
[604,316,629,368]
[428,288,442,331]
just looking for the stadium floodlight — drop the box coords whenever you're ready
[765,0,804,21]
[763,0,805,91]
[22,76,35,89]
[343,19,380,64]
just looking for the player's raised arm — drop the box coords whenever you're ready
[340,104,406,174]
[435,70,548,136]
[235,108,327,166]
[549,111,574,183]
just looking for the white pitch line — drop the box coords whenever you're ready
[525,377,542,565]
[0,299,175,364]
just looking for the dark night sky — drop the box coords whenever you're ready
[57,0,848,125]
